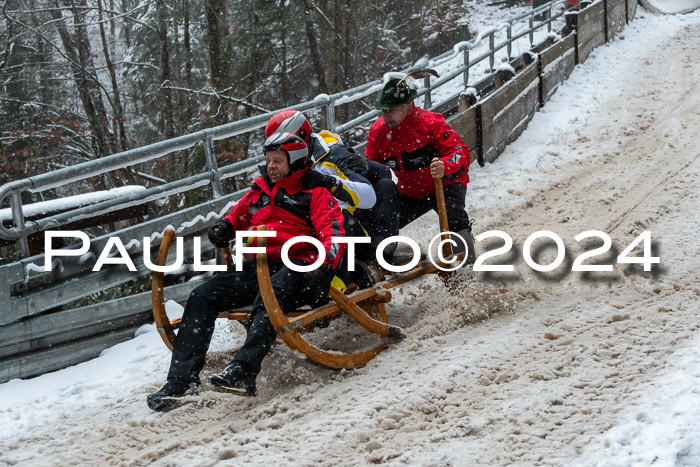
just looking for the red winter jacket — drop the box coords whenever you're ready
[224,169,345,269]
[365,105,470,198]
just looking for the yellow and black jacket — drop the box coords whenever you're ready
[307,131,376,213]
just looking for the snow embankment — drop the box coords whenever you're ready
[640,0,700,15]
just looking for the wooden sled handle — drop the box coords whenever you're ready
[221,246,233,269]
[152,228,234,350]
[433,177,453,258]
[434,177,454,286]
[152,228,177,350]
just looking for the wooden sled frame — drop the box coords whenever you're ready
[151,179,463,369]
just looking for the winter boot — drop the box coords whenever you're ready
[353,260,382,289]
[147,380,202,412]
[391,243,426,266]
[208,362,257,396]
[451,228,476,264]
[314,316,332,328]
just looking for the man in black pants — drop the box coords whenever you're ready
[147,133,345,411]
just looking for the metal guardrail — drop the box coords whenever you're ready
[0,0,568,260]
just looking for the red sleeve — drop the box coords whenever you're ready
[364,124,382,164]
[223,190,253,230]
[309,188,346,269]
[432,115,470,177]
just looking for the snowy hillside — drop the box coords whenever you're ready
[2,7,700,467]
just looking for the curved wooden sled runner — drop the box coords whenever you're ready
[151,179,465,367]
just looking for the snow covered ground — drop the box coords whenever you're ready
[2,6,700,467]
[641,0,700,15]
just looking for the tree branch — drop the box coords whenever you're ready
[162,84,271,114]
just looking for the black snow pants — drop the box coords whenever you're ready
[166,260,308,384]
[398,181,471,232]
[354,177,401,261]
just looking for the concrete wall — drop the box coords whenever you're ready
[480,59,541,164]
[608,0,628,40]
[628,0,638,23]
[539,34,577,105]
[577,0,607,63]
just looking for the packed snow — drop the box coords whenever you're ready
[640,0,700,14]
[2,6,700,467]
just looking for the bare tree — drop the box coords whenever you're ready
[97,0,128,151]
[154,0,175,139]
[300,0,327,92]
[50,0,115,158]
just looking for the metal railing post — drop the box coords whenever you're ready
[10,193,30,259]
[548,5,553,32]
[529,16,535,46]
[203,138,223,199]
[326,98,336,132]
[423,76,433,109]
[489,32,495,71]
[463,47,470,87]
[507,25,513,61]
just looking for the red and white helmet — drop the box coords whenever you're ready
[265,110,312,142]
[263,132,309,169]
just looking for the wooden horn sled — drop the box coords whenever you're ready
[151,179,465,368]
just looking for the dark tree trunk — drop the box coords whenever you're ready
[155,0,175,139]
[51,0,113,159]
[109,0,116,41]
[2,0,23,116]
[184,0,193,89]
[97,0,128,152]
[301,0,327,92]
[182,0,195,127]
[343,0,355,89]
[72,0,115,154]
[121,0,131,48]
[205,0,230,126]
[205,0,228,90]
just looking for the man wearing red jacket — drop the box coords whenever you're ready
[148,133,346,411]
[365,77,474,258]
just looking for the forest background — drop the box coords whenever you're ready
[0,0,476,198]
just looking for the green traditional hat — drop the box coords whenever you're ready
[375,78,417,110]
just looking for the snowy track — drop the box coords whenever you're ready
[2,10,700,467]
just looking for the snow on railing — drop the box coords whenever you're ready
[0,187,146,222]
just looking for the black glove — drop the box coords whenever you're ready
[207,219,234,248]
[301,263,335,308]
[302,170,339,192]
[346,153,370,177]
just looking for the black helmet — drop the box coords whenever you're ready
[263,132,309,172]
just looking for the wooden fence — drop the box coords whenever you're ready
[450,0,638,167]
